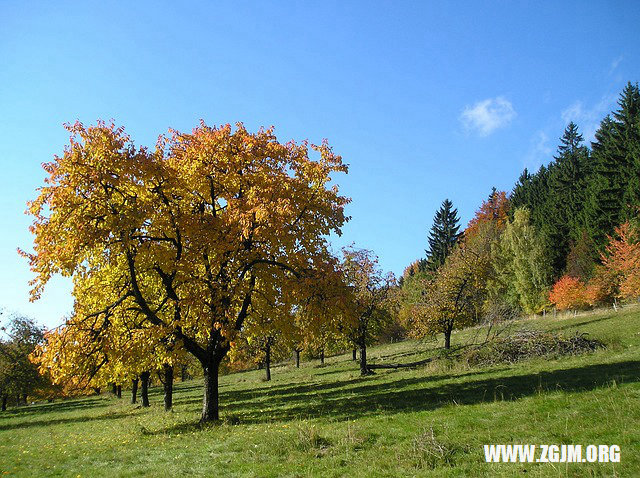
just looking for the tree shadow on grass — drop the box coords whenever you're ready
[551,314,616,332]
[0,410,133,432]
[0,396,110,418]
[313,366,354,377]
[175,367,511,409]
[368,347,435,362]
[172,382,204,393]
[155,359,640,435]
[165,366,507,424]
[173,375,372,408]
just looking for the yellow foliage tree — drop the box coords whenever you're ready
[22,120,349,421]
[339,247,395,375]
[408,225,493,349]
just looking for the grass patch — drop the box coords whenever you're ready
[408,426,463,469]
[1,306,639,476]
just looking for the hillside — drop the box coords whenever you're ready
[2,307,639,477]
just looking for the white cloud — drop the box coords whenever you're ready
[460,96,516,136]
[561,93,617,143]
[524,131,552,170]
[608,55,623,75]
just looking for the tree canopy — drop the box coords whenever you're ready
[23,120,350,421]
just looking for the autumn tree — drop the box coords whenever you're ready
[23,120,349,422]
[599,221,640,301]
[548,276,587,311]
[340,247,395,375]
[33,270,188,409]
[0,313,47,410]
[549,221,640,310]
[583,265,617,307]
[409,224,494,349]
[465,188,510,238]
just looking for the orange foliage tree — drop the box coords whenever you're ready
[465,188,510,238]
[548,276,587,311]
[600,222,640,301]
[22,120,350,421]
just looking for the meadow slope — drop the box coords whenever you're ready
[2,307,639,477]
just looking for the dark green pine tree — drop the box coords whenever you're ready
[584,115,617,248]
[585,82,640,249]
[424,199,461,271]
[616,82,640,217]
[511,164,552,234]
[509,168,532,214]
[545,122,590,275]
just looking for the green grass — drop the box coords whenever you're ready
[2,307,640,477]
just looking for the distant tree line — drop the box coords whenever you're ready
[399,81,640,348]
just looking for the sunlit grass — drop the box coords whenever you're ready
[1,306,639,476]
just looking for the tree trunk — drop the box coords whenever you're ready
[1,395,7,411]
[22,393,28,405]
[265,341,271,381]
[163,364,174,411]
[320,349,325,365]
[131,378,139,404]
[111,382,117,395]
[116,385,122,398]
[359,342,369,376]
[444,326,452,350]
[181,365,188,382]
[352,348,357,361]
[93,387,101,395]
[140,371,150,407]
[295,349,300,368]
[201,355,222,422]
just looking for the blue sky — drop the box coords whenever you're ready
[1,1,639,329]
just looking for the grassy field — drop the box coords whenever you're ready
[2,307,639,477]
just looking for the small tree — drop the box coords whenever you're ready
[548,276,587,311]
[0,314,47,409]
[409,224,493,349]
[340,247,395,375]
[465,188,510,238]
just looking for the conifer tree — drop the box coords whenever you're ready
[425,199,461,271]
[510,168,532,212]
[545,122,590,274]
[511,165,552,234]
[585,82,640,248]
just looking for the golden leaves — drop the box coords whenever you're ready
[25,120,350,384]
